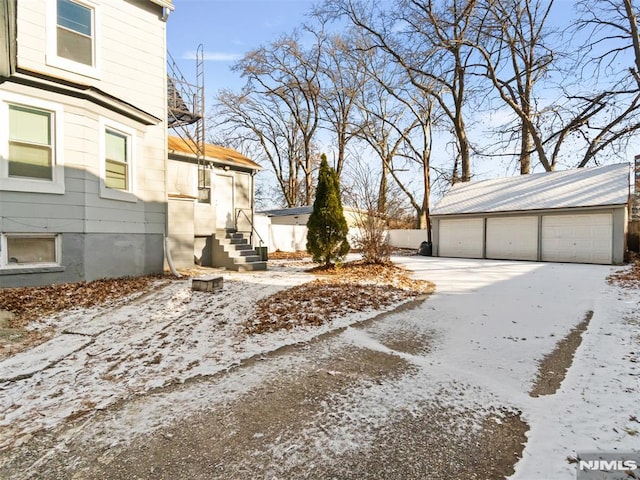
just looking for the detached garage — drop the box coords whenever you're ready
[431,163,630,265]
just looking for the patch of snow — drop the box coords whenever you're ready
[1,256,638,480]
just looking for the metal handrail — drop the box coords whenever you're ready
[235,208,265,247]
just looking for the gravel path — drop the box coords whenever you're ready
[0,298,528,480]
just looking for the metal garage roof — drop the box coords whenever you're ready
[431,163,630,216]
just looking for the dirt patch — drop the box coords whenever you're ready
[1,344,412,480]
[529,310,593,397]
[293,405,528,480]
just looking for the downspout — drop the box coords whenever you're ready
[161,6,180,278]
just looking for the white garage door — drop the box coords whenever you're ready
[439,218,484,258]
[486,216,538,261]
[541,213,612,264]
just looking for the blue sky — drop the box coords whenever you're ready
[167,0,316,96]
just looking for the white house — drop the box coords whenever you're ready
[430,163,630,265]
[0,0,172,287]
[166,136,266,271]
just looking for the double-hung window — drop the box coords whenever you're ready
[100,118,136,202]
[105,129,128,190]
[57,0,94,67]
[8,105,54,180]
[0,92,65,194]
[48,0,99,77]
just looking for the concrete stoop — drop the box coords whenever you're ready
[212,230,267,272]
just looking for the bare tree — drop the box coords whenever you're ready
[317,0,481,184]
[565,0,640,167]
[471,0,557,173]
[233,33,322,204]
[311,25,369,177]
[214,89,307,207]
[350,39,436,230]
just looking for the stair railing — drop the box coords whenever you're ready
[235,208,265,248]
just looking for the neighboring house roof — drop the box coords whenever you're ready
[260,206,313,217]
[259,205,362,216]
[432,163,630,216]
[168,136,262,171]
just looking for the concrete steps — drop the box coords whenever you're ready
[212,230,267,272]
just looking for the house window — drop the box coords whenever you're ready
[0,92,65,195]
[198,168,211,204]
[105,129,128,190]
[2,235,59,267]
[8,105,54,180]
[56,0,94,67]
[99,118,136,202]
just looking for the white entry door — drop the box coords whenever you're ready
[214,174,234,229]
[438,218,484,258]
[541,213,612,264]
[486,216,538,261]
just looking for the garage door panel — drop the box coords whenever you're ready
[439,218,484,258]
[486,216,538,261]
[541,214,612,264]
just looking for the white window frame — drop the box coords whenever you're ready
[1,233,61,269]
[0,92,65,195]
[99,117,137,202]
[47,0,101,79]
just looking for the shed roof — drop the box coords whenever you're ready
[168,136,262,171]
[431,163,630,216]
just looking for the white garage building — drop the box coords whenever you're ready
[431,163,630,265]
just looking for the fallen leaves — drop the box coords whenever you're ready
[0,276,162,328]
[245,261,434,334]
[607,260,640,289]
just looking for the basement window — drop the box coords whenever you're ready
[2,235,60,267]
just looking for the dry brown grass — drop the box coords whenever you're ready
[0,276,161,328]
[245,260,434,334]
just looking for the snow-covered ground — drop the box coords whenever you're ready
[391,257,640,480]
[1,256,638,480]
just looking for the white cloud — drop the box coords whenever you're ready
[182,50,242,62]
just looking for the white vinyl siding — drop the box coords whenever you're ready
[486,216,538,261]
[541,214,613,264]
[438,218,484,258]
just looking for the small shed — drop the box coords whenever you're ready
[430,163,630,265]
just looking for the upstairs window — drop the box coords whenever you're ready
[56,0,94,67]
[105,129,128,190]
[8,105,54,181]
